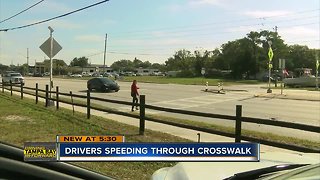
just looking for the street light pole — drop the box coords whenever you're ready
[48,26,54,104]
[103,33,107,75]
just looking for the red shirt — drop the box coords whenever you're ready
[131,83,139,95]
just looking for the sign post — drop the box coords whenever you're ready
[267,41,273,93]
[40,26,62,106]
[201,68,205,89]
[279,59,285,95]
[201,68,205,76]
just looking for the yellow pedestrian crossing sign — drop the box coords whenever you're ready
[268,47,273,61]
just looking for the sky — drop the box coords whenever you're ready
[0,0,319,66]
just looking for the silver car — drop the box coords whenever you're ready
[151,151,320,180]
[2,72,25,85]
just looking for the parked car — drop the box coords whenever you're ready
[81,72,92,77]
[103,72,113,77]
[92,73,103,77]
[71,74,82,78]
[262,74,281,82]
[151,152,320,180]
[2,72,25,85]
[111,72,120,77]
[87,77,120,92]
[43,72,50,76]
[33,73,44,77]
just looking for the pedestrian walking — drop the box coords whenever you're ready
[131,80,139,111]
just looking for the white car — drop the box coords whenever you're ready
[151,151,320,180]
[71,74,82,78]
[2,72,25,85]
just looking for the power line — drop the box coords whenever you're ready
[109,16,319,39]
[108,21,318,42]
[108,51,170,56]
[110,8,319,35]
[0,0,44,24]
[0,0,109,32]
[85,50,171,57]
[286,39,320,44]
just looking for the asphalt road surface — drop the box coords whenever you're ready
[22,77,320,141]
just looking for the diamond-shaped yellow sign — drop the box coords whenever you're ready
[268,47,273,61]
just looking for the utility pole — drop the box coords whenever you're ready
[103,33,107,75]
[27,48,29,75]
[27,48,29,65]
[274,26,278,34]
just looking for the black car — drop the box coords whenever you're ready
[33,73,44,77]
[0,142,114,180]
[87,77,120,92]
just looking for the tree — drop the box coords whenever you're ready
[165,49,194,70]
[111,59,134,72]
[133,58,143,68]
[43,59,68,75]
[70,56,88,72]
[0,64,9,74]
[70,57,88,67]
[141,61,152,68]
[194,50,213,76]
[286,45,318,72]
[217,38,256,79]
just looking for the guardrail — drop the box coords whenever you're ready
[1,81,319,153]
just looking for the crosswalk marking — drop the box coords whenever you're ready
[117,93,250,114]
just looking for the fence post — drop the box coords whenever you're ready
[87,90,90,119]
[70,91,74,115]
[10,81,12,96]
[56,86,59,110]
[35,83,38,104]
[20,82,23,99]
[45,85,49,107]
[1,80,4,93]
[235,105,242,143]
[139,95,146,135]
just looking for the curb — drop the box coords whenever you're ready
[254,94,320,102]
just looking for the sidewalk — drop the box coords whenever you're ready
[9,91,298,153]
[254,88,320,101]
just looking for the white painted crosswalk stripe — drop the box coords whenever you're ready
[116,93,250,114]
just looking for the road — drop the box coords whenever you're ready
[22,77,320,141]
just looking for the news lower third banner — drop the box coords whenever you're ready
[58,143,259,161]
[24,136,259,162]
[24,142,57,161]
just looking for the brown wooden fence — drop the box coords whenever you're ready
[1,81,319,153]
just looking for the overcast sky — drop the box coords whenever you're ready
[0,0,319,66]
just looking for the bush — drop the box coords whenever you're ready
[176,70,195,77]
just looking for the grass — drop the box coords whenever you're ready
[120,76,262,86]
[2,86,319,179]
[10,85,320,150]
[0,92,191,180]
[8,85,320,150]
[55,75,262,86]
[145,114,320,149]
